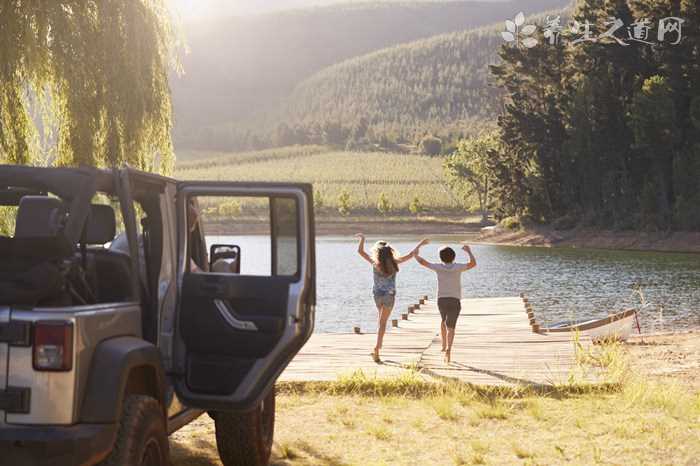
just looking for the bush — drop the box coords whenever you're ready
[313,190,324,210]
[690,96,700,130]
[500,216,520,230]
[673,194,700,230]
[639,180,661,230]
[409,196,423,215]
[217,200,242,217]
[419,135,442,156]
[338,190,352,216]
[377,192,392,215]
[551,214,579,231]
[0,207,17,236]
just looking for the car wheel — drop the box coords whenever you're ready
[99,395,169,466]
[214,386,276,466]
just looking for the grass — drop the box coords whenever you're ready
[170,346,700,465]
[175,145,466,214]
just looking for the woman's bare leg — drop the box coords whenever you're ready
[376,306,392,349]
[373,305,392,362]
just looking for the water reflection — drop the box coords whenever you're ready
[209,235,700,333]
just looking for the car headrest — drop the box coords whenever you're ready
[85,204,116,245]
[15,196,66,238]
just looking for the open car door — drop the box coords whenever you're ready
[173,182,315,412]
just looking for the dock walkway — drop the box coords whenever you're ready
[281,297,593,386]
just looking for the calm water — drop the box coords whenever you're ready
[209,235,700,333]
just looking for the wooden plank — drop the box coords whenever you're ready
[281,297,594,386]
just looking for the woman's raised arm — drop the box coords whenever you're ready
[355,233,372,264]
[396,239,427,263]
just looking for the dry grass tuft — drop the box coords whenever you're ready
[429,397,460,421]
[512,443,534,459]
[366,425,392,441]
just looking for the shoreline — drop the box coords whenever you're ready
[204,217,700,253]
[476,225,700,254]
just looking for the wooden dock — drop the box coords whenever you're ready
[281,296,593,387]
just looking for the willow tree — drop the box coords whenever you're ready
[0,1,176,172]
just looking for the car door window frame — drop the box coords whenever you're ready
[172,182,314,411]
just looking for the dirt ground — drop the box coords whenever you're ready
[625,331,700,391]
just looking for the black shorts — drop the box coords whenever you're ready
[438,298,462,329]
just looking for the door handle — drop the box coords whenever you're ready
[214,299,259,332]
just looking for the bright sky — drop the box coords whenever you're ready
[170,0,335,18]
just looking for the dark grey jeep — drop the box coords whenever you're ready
[0,166,316,466]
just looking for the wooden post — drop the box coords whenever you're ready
[532,324,541,333]
[529,318,536,325]
[419,299,426,305]
[520,292,525,298]
[353,326,361,334]
[401,313,408,320]
[392,319,398,328]
[408,305,416,313]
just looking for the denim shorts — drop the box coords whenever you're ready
[373,293,396,309]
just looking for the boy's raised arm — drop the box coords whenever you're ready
[460,244,477,270]
[355,233,372,263]
[414,239,433,268]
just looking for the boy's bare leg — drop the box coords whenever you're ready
[445,327,456,363]
[440,321,447,351]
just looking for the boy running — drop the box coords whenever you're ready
[415,240,477,363]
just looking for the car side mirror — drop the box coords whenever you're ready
[209,244,241,274]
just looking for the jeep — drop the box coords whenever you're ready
[0,166,316,466]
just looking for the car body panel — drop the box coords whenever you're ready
[6,304,141,425]
[0,307,9,425]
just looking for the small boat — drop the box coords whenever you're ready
[544,309,640,342]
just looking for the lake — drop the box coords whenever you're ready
[208,235,700,333]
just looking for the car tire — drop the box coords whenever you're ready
[99,395,169,466]
[214,386,276,466]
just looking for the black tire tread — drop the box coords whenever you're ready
[98,395,168,466]
[215,389,275,466]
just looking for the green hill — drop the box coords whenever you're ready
[283,25,503,146]
[281,8,568,146]
[172,0,569,150]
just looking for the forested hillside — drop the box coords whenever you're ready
[485,0,699,231]
[172,0,569,150]
[282,25,505,148]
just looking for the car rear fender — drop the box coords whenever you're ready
[80,337,166,424]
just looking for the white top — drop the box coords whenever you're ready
[425,262,471,299]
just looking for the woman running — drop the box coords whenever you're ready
[355,233,420,362]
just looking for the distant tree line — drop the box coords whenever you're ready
[478,0,700,231]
